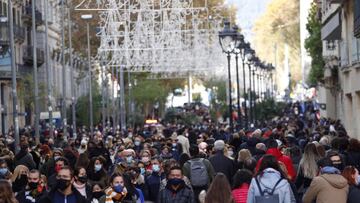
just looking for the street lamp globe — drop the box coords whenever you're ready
[218,20,237,54]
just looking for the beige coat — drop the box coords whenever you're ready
[303,174,349,203]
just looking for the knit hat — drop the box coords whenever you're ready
[214,140,225,151]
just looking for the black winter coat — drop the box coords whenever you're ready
[209,151,236,184]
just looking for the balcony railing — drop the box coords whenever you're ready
[23,46,45,66]
[13,25,25,43]
[22,5,43,26]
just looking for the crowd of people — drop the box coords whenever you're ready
[0,102,359,203]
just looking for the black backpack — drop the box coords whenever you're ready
[254,177,283,203]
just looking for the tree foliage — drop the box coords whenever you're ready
[305,3,324,86]
[252,0,301,87]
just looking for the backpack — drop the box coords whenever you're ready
[254,177,283,203]
[189,158,209,187]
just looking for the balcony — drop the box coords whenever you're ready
[23,46,45,66]
[13,25,25,43]
[22,5,43,26]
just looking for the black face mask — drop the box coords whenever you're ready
[56,179,70,191]
[17,174,28,185]
[78,175,88,184]
[333,163,344,171]
[92,191,105,199]
[28,182,38,190]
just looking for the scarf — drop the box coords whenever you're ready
[73,182,87,197]
[105,187,126,203]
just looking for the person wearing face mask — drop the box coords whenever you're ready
[302,157,349,203]
[38,166,87,203]
[47,157,69,190]
[0,159,11,180]
[144,157,165,202]
[11,165,29,193]
[90,184,105,203]
[158,166,195,203]
[99,173,127,203]
[16,170,46,203]
[341,166,360,203]
[73,167,92,201]
[88,156,108,188]
[133,137,143,153]
[140,150,152,173]
[40,148,63,177]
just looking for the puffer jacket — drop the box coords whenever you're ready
[247,168,296,203]
[302,173,349,203]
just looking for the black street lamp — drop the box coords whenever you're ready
[237,41,250,129]
[246,48,255,126]
[218,20,238,132]
[233,32,244,129]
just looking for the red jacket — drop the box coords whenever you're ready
[256,148,296,181]
[232,183,249,203]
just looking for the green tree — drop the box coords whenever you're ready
[74,82,102,126]
[305,3,325,86]
[253,0,301,86]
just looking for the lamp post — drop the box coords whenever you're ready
[239,42,250,129]
[252,59,260,125]
[32,0,40,144]
[68,1,76,139]
[218,20,238,132]
[60,0,67,138]
[246,48,255,126]
[81,14,93,135]
[7,1,19,152]
[233,32,243,129]
[44,0,53,139]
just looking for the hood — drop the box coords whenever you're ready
[266,148,282,159]
[321,174,348,189]
[258,168,287,189]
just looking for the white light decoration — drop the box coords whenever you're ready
[76,0,227,76]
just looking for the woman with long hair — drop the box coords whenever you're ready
[11,165,29,193]
[0,179,18,203]
[247,154,295,203]
[341,166,360,203]
[237,149,252,169]
[295,143,320,196]
[204,173,234,203]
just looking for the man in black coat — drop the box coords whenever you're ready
[38,166,88,203]
[208,140,236,184]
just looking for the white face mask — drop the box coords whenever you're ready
[228,151,234,157]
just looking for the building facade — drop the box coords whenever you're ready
[319,0,360,138]
[0,0,89,134]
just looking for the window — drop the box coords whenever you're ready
[355,0,360,37]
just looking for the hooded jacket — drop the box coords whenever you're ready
[256,148,296,181]
[302,173,349,203]
[247,168,295,203]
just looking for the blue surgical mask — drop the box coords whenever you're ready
[152,164,160,172]
[94,164,102,172]
[0,168,7,176]
[140,168,145,175]
[357,176,360,186]
[126,156,133,164]
[134,141,141,146]
[172,143,177,148]
[113,184,123,193]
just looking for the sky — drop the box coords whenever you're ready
[226,0,272,41]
